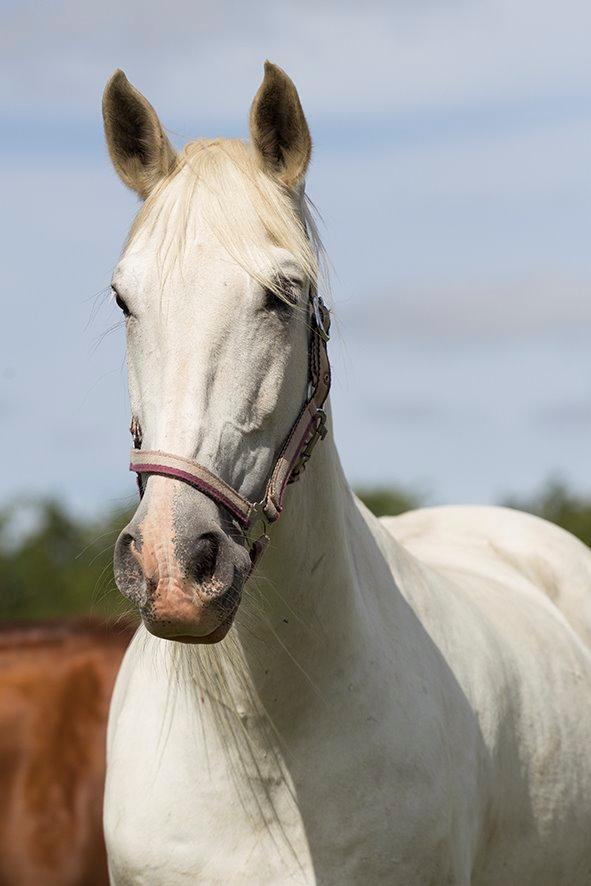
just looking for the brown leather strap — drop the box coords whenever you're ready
[262,298,331,521]
[130,450,255,527]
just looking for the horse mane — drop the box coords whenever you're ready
[126,138,325,300]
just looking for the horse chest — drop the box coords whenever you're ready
[104,647,467,886]
[104,656,316,883]
[106,772,313,886]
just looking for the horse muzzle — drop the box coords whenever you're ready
[113,478,251,643]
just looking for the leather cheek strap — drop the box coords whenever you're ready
[261,302,331,521]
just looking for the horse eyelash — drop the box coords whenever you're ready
[266,275,300,311]
[111,286,131,318]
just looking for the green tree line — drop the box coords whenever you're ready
[2,481,591,620]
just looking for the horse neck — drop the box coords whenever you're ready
[229,407,401,719]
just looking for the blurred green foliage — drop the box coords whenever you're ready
[502,479,591,549]
[355,486,424,518]
[0,499,134,620]
[1,480,590,619]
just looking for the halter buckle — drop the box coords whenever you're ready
[247,502,270,570]
[289,408,328,484]
[312,294,330,342]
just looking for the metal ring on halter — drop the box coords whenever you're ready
[312,293,330,342]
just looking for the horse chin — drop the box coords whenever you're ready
[141,608,237,645]
[171,614,236,645]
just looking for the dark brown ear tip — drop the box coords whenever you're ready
[105,69,128,91]
[262,60,290,86]
[103,71,131,114]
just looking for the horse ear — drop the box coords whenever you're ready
[102,70,177,199]
[249,61,312,189]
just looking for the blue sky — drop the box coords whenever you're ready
[2,0,591,516]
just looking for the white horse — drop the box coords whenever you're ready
[102,63,591,885]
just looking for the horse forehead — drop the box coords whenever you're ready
[117,236,235,281]
[115,251,252,319]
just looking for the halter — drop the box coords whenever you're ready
[128,288,331,569]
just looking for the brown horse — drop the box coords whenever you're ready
[0,618,134,886]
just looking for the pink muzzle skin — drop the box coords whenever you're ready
[128,291,331,572]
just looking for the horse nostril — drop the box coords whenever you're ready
[187,532,220,584]
[115,530,137,567]
[114,526,146,603]
[119,531,134,552]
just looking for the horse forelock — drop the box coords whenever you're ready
[124,138,325,302]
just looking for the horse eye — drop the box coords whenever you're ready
[112,287,131,318]
[263,276,300,313]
